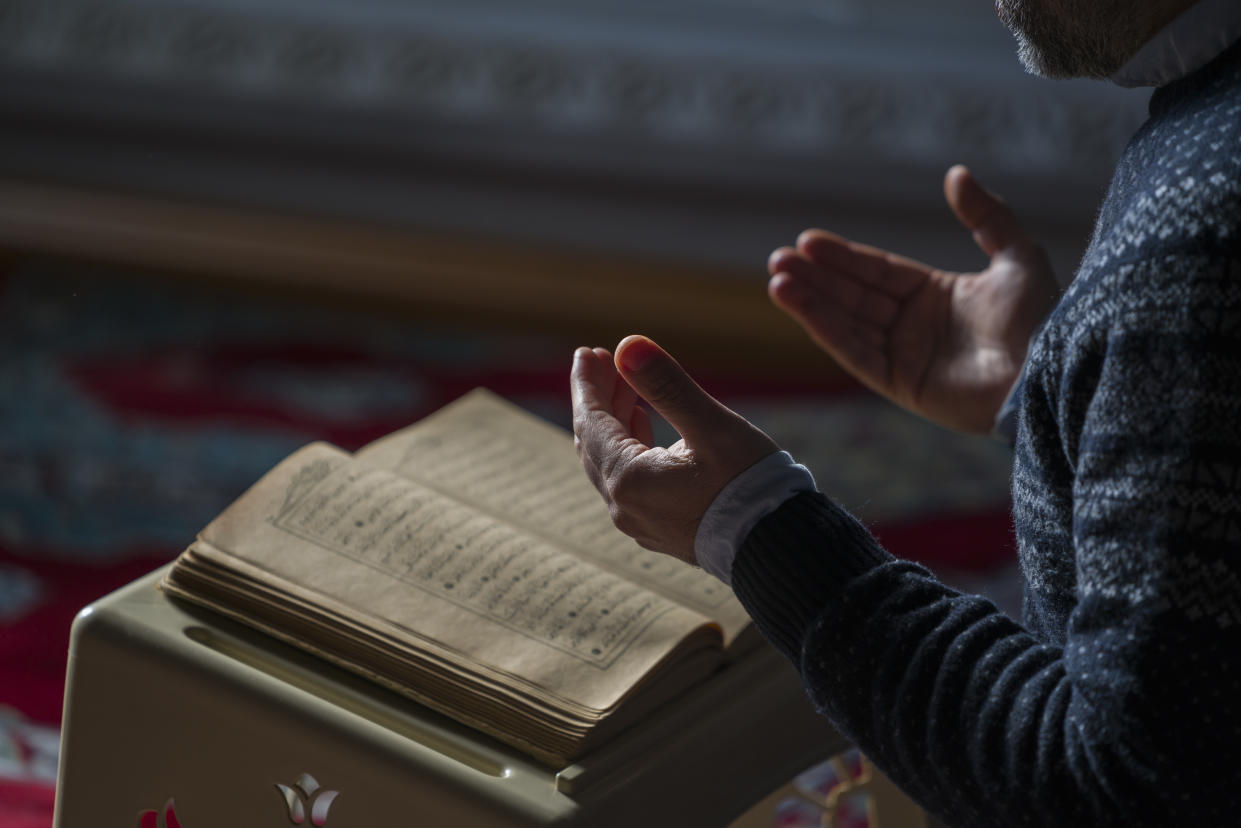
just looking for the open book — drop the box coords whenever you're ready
[162,389,759,765]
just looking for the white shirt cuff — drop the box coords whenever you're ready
[694,450,817,586]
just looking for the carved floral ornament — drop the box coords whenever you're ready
[137,773,340,826]
[0,0,1142,169]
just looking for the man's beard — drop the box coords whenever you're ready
[995,0,1159,79]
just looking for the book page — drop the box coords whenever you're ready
[355,390,752,645]
[196,442,717,713]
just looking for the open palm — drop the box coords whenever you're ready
[768,166,1060,434]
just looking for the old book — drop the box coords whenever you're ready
[161,389,759,765]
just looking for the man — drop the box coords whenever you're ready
[571,0,1241,824]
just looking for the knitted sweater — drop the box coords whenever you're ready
[732,42,1241,827]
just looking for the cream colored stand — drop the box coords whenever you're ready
[54,566,851,827]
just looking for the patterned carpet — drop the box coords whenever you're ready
[0,260,1018,826]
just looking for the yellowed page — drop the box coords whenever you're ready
[194,442,715,713]
[355,389,751,644]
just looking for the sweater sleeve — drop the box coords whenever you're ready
[731,262,1241,827]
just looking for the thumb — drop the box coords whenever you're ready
[944,164,1028,258]
[614,335,732,447]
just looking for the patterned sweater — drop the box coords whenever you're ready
[732,41,1241,827]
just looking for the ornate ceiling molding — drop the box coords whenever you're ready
[0,0,1146,170]
[0,0,1151,268]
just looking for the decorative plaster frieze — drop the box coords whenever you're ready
[0,0,1147,174]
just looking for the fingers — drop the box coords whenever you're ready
[768,226,938,397]
[767,271,888,383]
[608,360,641,434]
[943,164,1027,257]
[789,232,928,300]
[571,347,645,492]
[581,346,645,448]
[588,346,618,411]
[770,245,903,328]
[767,238,896,381]
[613,335,734,449]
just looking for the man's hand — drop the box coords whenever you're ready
[768,165,1059,434]
[571,336,779,564]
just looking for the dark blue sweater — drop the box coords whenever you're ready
[732,42,1241,827]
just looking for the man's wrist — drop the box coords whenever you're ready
[694,450,818,585]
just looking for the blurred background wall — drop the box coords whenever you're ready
[0,0,1149,366]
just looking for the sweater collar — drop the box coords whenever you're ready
[1111,0,1241,88]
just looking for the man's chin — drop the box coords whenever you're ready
[995,1,1069,78]
[994,0,1156,80]
[1013,34,1088,79]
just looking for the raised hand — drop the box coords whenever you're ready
[571,336,779,564]
[768,165,1059,434]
